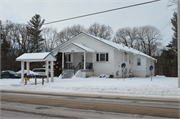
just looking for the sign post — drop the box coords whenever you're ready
[129,69,132,80]
[149,65,153,81]
[121,63,126,81]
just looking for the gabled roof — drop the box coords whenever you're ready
[16,52,56,62]
[51,32,156,61]
[59,42,95,52]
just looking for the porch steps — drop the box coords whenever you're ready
[62,70,74,78]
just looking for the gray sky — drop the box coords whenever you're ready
[1,0,176,46]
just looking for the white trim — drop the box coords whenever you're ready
[59,43,95,53]
[21,61,24,83]
[62,52,64,69]
[26,62,30,75]
[51,61,54,82]
[46,61,49,83]
[84,52,86,70]
[16,52,56,62]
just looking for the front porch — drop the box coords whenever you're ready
[59,43,95,78]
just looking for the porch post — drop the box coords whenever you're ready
[21,61,24,83]
[71,53,73,67]
[26,61,30,75]
[62,52,64,69]
[51,61,54,82]
[84,52,86,70]
[46,61,49,83]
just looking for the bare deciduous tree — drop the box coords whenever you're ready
[113,27,138,48]
[1,20,32,70]
[87,23,113,40]
[56,24,85,46]
[113,25,162,56]
[137,25,162,56]
[167,0,177,8]
[42,27,58,51]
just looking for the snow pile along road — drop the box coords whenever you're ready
[0,76,180,98]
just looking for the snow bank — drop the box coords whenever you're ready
[0,77,180,98]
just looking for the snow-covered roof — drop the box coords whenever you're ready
[82,32,156,61]
[52,32,156,61]
[59,42,95,52]
[16,52,56,62]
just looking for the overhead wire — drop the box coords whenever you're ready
[43,0,161,25]
[158,20,170,30]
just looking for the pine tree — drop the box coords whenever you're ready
[160,12,178,77]
[27,14,45,52]
[169,12,177,53]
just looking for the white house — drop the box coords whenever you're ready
[51,32,156,78]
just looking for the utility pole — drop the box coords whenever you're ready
[0,22,1,79]
[178,0,180,88]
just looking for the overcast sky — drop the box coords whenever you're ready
[1,0,177,46]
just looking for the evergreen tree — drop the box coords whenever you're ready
[169,12,177,53]
[27,14,45,52]
[159,12,178,77]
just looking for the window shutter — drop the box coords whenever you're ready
[106,53,108,61]
[96,53,99,61]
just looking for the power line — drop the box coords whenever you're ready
[43,0,161,25]
[158,20,170,30]
[159,21,171,32]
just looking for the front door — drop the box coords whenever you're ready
[81,55,84,69]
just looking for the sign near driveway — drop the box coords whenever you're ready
[121,63,126,69]
[149,66,153,71]
[149,65,153,81]
[121,63,126,81]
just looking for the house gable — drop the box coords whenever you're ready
[51,32,116,54]
[52,33,115,54]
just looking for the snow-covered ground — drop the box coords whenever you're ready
[0,76,180,98]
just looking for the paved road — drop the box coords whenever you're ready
[1,101,174,119]
[1,90,179,118]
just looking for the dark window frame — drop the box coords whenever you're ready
[96,53,109,62]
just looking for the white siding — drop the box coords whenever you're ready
[114,50,133,78]
[133,55,146,77]
[59,34,115,76]
[146,58,155,76]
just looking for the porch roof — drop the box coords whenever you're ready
[59,42,95,53]
[16,52,56,62]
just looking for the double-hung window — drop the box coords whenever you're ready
[96,53,108,62]
[137,58,141,66]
